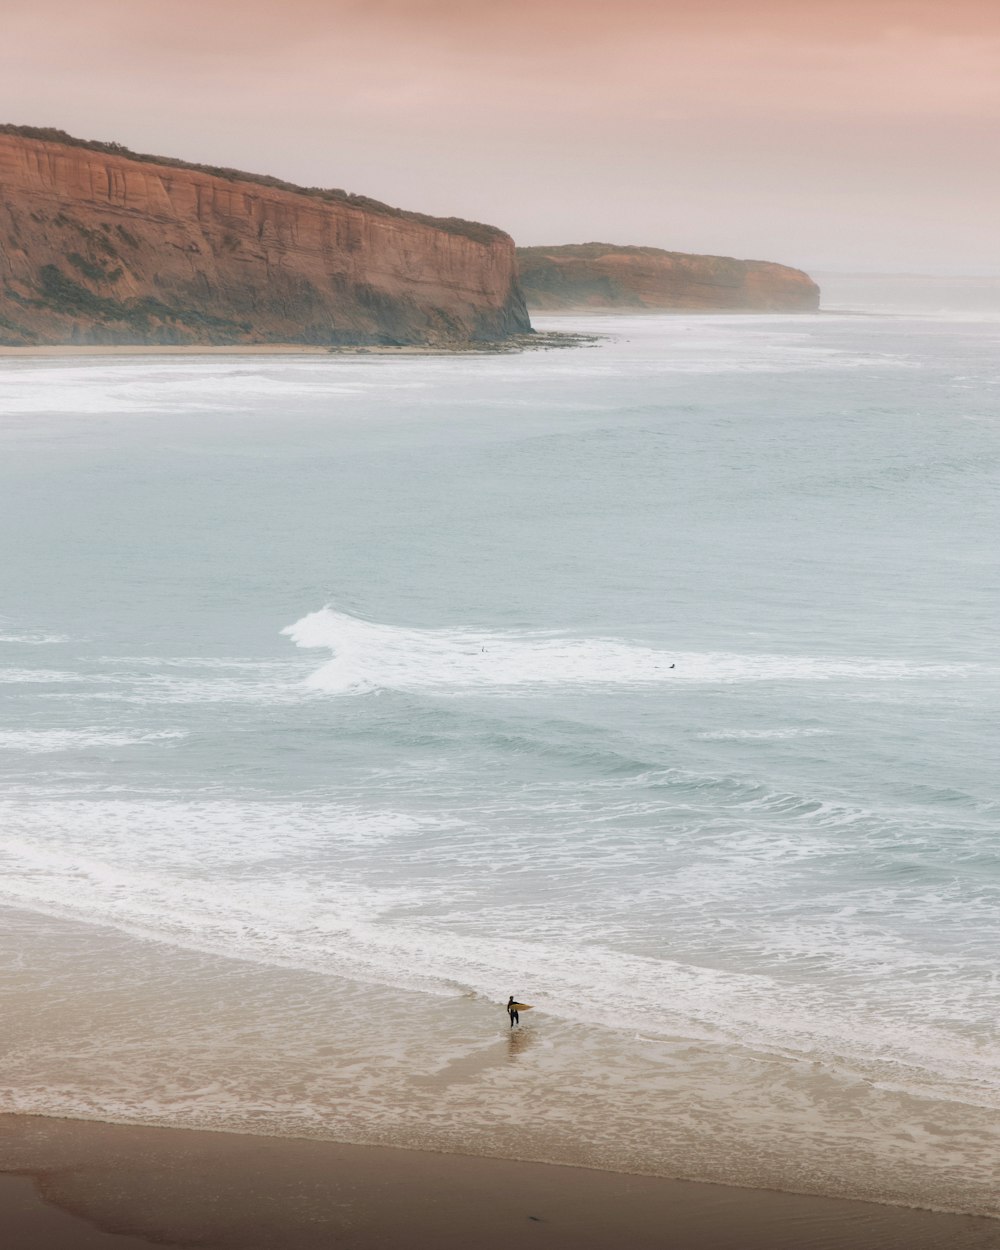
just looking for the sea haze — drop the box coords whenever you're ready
[1,292,998,1216]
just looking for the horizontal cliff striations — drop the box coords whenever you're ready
[516,243,820,313]
[0,126,531,347]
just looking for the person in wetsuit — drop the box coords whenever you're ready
[507,995,519,1027]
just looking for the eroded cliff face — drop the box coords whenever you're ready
[516,243,820,313]
[0,127,530,347]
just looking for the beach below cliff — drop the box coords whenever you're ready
[0,331,593,357]
[2,1114,999,1250]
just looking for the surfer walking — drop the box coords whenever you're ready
[507,995,519,1028]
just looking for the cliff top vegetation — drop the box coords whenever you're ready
[0,125,506,247]
[515,242,792,269]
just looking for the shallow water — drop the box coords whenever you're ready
[1,298,998,1213]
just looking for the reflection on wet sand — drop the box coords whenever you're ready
[507,1027,536,1060]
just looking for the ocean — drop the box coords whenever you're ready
[1,283,998,1215]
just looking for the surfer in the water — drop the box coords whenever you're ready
[507,995,519,1027]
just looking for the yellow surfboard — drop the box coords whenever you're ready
[508,1002,533,1012]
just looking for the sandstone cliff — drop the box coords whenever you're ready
[516,243,819,313]
[0,126,531,347]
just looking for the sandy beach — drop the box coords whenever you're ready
[0,331,591,358]
[0,343,481,358]
[1,1114,999,1250]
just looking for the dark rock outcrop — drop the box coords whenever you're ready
[0,126,531,347]
[516,243,820,313]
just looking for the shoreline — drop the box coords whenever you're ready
[0,330,597,359]
[2,1114,998,1250]
[0,897,996,1223]
[529,306,892,317]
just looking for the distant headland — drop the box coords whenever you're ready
[516,242,820,312]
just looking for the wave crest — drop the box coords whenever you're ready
[282,607,977,695]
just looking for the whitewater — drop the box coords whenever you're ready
[1,293,999,1215]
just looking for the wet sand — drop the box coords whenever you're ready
[1,1115,998,1250]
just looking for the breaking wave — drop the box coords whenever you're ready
[283,607,982,694]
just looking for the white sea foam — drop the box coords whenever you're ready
[0,632,69,645]
[283,607,985,694]
[696,728,833,741]
[0,669,84,684]
[0,360,424,418]
[95,656,304,669]
[18,658,313,704]
[59,676,312,704]
[0,729,185,753]
[0,797,996,1110]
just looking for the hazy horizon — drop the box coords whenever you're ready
[3,0,998,274]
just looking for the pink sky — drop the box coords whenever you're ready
[3,0,998,272]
